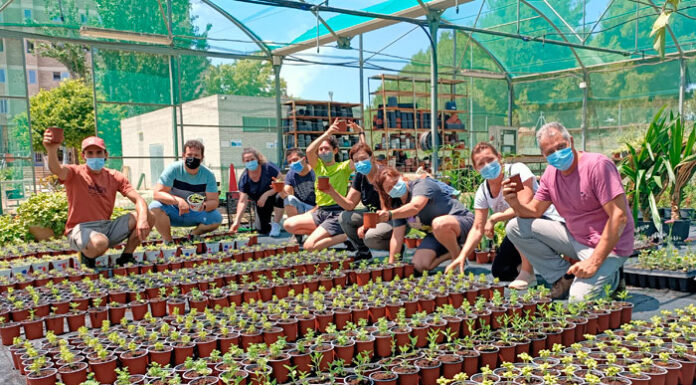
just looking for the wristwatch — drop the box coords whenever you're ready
[388,210,393,220]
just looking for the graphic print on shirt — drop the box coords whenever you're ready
[294,178,315,204]
[87,183,107,196]
[171,179,206,201]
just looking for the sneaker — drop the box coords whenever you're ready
[270,222,281,237]
[550,275,574,299]
[509,270,537,290]
[116,253,136,266]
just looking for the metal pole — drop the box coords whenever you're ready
[90,46,99,136]
[428,12,440,174]
[177,55,185,152]
[359,34,365,129]
[581,75,588,151]
[469,47,474,150]
[507,80,514,127]
[679,58,686,121]
[273,56,283,165]
[20,38,36,195]
[166,0,178,159]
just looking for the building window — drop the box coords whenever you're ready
[0,100,8,114]
[23,9,31,22]
[53,72,61,81]
[61,72,69,79]
[28,70,36,84]
[26,41,34,53]
[0,69,5,83]
[80,14,87,24]
[242,116,277,132]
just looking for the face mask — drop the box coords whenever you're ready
[546,146,574,171]
[479,160,501,180]
[319,152,334,163]
[355,160,372,175]
[290,160,304,173]
[185,157,201,170]
[389,178,408,198]
[85,157,105,172]
[245,160,259,171]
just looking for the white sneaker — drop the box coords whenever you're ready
[509,270,537,290]
[270,222,281,237]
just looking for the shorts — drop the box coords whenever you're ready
[284,195,315,214]
[418,214,474,257]
[69,214,132,251]
[311,205,345,236]
[150,200,222,227]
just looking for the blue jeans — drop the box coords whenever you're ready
[149,200,222,227]
[284,195,314,214]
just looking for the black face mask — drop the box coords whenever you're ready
[185,157,201,170]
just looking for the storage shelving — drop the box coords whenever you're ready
[367,74,469,172]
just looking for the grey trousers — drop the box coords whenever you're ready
[506,217,626,302]
[340,211,392,259]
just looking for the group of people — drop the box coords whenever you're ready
[226,120,634,302]
[45,116,634,302]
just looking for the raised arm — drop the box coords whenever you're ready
[306,120,339,168]
[349,121,367,145]
[42,131,70,181]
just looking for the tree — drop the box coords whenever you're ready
[35,42,89,79]
[202,60,288,97]
[28,79,95,153]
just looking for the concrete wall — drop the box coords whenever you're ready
[121,94,282,192]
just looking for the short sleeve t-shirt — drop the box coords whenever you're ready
[61,164,134,234]
[391,178,472,231]
[474,162,563,222]
[238,162,280,202]
[285,168,316,206]
[158,161,218,201]
[314,159,352,208]
[534,152,634,256]
[351,166,381,211]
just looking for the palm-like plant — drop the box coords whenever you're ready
[660,113,696,220]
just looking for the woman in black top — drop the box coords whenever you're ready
[323,142,392,260]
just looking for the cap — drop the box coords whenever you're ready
[376,154,387,161]
[81,136,106,151]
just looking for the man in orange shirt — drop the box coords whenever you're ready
[43,132,154,267]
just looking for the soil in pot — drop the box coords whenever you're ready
[369,370,398,385]
[26,367,57,385]
[120,349,149,375]
[58,362,88,385]
[415,358,441,385]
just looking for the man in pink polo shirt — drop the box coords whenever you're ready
[502,122,633,301]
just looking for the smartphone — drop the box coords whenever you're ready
[336,119,347,132]
[509,173,524,193]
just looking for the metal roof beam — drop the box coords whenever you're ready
[201,0,272,57]
[540,0,583,42]
[520,0,586,71]
[583,0,616,44]
[237,0,635,57]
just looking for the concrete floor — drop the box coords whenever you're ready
[1,231,693,384]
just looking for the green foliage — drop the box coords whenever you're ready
[17,192,68,238]
[0,214,28,244]
[28,79,95,153]
[202,61,288,97]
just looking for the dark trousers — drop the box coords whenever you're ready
[254,194,284,235]
[490,235,522,281]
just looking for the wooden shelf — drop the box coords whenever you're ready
[372,128,469,133]
[284,99,361,107]
[287,131,360,135]
[370,90,468,98]
[284,99,363,155]
[285,116,361,121]
[370,74,469,85]
[377,106,468,114]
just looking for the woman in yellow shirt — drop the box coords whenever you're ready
[284,120,363,250]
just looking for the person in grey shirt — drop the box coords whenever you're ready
[373,166,474,272]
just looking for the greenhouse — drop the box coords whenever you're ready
[0,1,695,385]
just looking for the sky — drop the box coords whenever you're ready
[190,0,610,104]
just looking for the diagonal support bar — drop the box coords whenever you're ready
[201,0,272,57]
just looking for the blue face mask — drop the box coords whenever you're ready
[546,146,574,171]
[290,160,304,173]
[319,152,334,163]
[355,160,372,175]
[85,157,105,171]
[389,178,408,198]
[245,160,259,171]
[479,160,501,180]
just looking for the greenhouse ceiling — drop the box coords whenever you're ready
[0,0,695,78]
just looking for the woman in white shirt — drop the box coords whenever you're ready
[446,142,563,289]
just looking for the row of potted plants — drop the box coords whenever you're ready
[7,271,633,385]
[436,303,696,385]
[0,249,358,328]
[623,246,696,293]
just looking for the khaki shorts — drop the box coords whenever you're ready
[68,214,132,252]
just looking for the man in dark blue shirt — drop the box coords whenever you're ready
[283,148,316,217]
